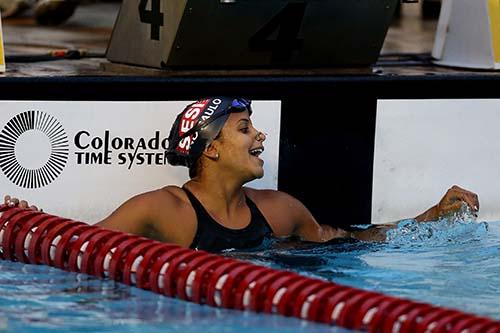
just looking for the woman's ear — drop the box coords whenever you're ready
[202,144,219,161]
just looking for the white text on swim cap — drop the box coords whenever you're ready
[177,101,208,153]
[177,99,222,153]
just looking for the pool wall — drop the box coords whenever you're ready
[0,76,500,229]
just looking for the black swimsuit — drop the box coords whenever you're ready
[183,188,273,252]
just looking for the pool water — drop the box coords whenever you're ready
[0,262,351,333]
[230,218,499,320]
[0,217,498,332]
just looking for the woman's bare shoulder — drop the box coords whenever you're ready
[159,185,187,199]
[243,187,300,214]
[97,185,196,245]
[244,187,294,202]
[244,187,308,217]
[146,185,191,209]
[116,186,190,217]
[243,187,300,237]
[142,185,196,245]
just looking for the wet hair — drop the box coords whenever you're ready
[188,130,223,179]
[189,160,202,179]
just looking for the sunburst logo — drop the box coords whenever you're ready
[0,110,69,189]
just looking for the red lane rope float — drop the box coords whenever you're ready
[275,276,317,316]
[163,250,208,298]
[232,264,269,309]
[92,233,133,278]
[0,206,498,333]
[41,220,85,266]
[176,252,219,301]
[191,256,235,304]
[79,229,117,275]
[218,262,256,308]
[136,243,177,290]
[15,213,53,262]
[2,210,42,260]
[291,279,328,318]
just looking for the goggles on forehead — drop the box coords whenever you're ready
[176,98,252,143]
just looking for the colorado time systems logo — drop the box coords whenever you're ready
[0,111,69,189]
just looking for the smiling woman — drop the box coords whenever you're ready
[4,97,480,253]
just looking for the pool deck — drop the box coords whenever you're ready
[1,1,499,78]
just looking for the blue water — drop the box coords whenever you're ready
[0,217,499,332]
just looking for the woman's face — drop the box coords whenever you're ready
[214,110,266,182]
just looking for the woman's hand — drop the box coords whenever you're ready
[4,195,41,211]
[416,185,479,222]
[437,185,479,217]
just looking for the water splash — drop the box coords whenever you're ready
[385,203,489,246]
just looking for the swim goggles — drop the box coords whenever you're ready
[175,98,252,144]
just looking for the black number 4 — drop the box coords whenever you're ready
[249,2,307,63]
[138,0,164,41]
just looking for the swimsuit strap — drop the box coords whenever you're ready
[182,187,272,252]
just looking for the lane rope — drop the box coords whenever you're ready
[0,206,498,333]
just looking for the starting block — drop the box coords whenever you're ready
[432,0,500,70]
[106,0,399,69]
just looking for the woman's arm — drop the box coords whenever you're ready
[3,193,158,236]
[95,187,196,245]
[254,190,349,242]
[292,203,350,242]
[351,185,480,241]
[259,185,479,243]
[4,188,189,245]
[414,185,479,222]
[94,192,157,235]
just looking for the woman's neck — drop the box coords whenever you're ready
[184,177,247,216]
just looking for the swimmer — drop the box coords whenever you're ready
[4,98,480,251]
